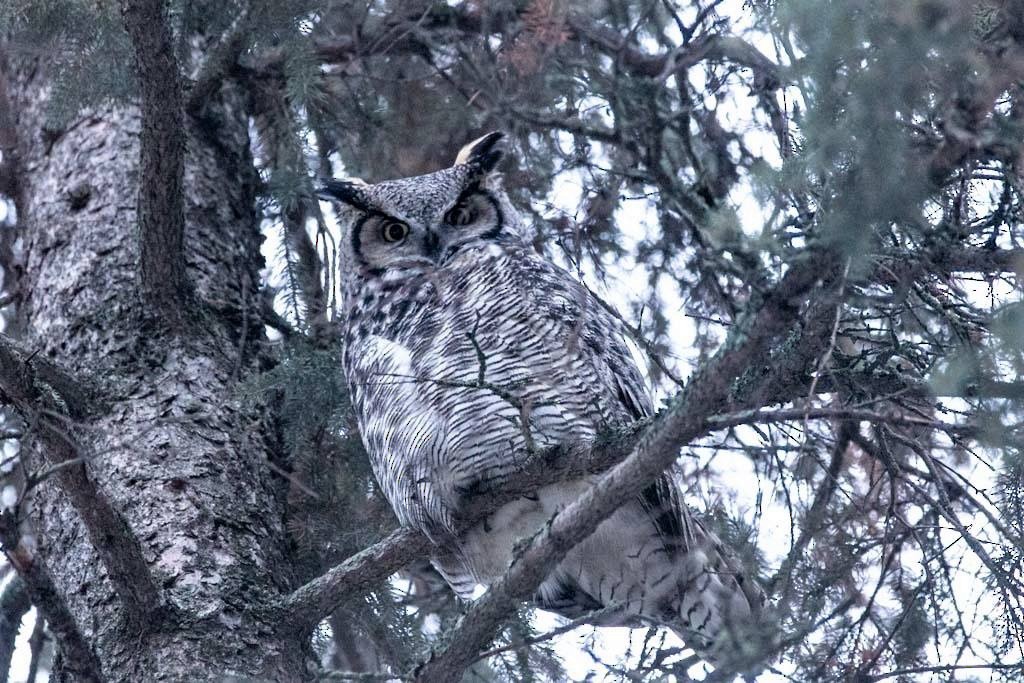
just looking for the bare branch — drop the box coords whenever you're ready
[23,614,46,683]
[120,0,191,323]
[865,662,1024,682]
[567,13,780,87]
[280,527,430,632]
[769,422,853,599]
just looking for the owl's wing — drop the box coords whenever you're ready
[345,333,454,535]
[519,256,767,640]
[522,255,750,547]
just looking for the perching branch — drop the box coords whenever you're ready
[412,254,838,681]
[120,0,191,324]
[280,527,430,632]
[0,335,161,628]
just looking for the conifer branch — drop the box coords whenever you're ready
[280,527,430,631]
[120,0,191,325]
[249,85,327,328]
[0,335,161,629]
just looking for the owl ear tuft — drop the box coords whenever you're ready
[455,131,505,172]
[316,177,372,211]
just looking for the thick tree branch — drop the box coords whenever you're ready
[120,0,191,323]
[0,336,160,628]
[0,513,102,683]
[0,574,30,683]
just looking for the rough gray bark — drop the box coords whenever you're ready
[5,51,306,680]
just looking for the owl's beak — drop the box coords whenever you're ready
[423,230,442,260]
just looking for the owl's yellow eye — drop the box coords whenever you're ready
[381,220,409,243]
[445,202,477,226]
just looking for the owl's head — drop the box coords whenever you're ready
[318,132,524,299]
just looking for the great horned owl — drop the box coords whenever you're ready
[319,132,764,664]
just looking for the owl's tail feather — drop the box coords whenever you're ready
[663,519,774,672]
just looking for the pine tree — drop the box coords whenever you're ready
[0,1,1022,680]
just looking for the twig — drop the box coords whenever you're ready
[474,604,623,663]
[866,662,1024,682]
[24,613,45,683]
[706,406,979,437]
[769,422,853,598]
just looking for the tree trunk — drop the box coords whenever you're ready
[6,54,308,681]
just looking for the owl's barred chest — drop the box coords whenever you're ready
[344,249,588,378]
[341,248,627,452]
